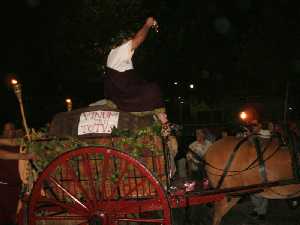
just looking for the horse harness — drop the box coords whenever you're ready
[216,135,272,189]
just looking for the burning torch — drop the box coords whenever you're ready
[11,79,31,141]
[65,98,72,112]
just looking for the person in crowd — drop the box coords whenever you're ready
[203,128,216,143]
[0,122,35,225]
[186,129,212,180]
[288,121,300,137]
[216,127,230,140]
[257,121,272,139]
[221,129,228,138]
[250,120,261,134]
[272,122,286,145]
[247,120,269,221]
[288,121,300,150]
[236,124,251,138]
[249,194,268,221]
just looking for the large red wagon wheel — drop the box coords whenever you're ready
[28,146,171,225]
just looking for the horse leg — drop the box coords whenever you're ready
[212,197,240,225]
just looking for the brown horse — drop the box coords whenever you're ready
[204,135,300,225]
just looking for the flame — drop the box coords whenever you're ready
[11,79,18,85]
[65,98,72,103]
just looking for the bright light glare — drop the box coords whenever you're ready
[240,111,247,120]
[11,79,18,85]
[189,84,194,89]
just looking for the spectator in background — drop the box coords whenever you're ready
[258,121,272,139]
[221,129,228,138]
[0,122,35,225]
[203,128,216,143]
[250,194,268,221]
[2,122,16,138]
[249,120,269,221]
[186,129,212,180]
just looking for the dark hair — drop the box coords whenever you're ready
[261,122,268,130]
[109,30,135,49]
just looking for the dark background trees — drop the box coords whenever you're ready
[1,0,300,127]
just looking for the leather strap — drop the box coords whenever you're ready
[253,137,268,183]
[216,136,249,189]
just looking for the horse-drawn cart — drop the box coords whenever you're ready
[18,105,225,225]
[17,105,300,225]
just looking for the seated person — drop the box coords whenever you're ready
[104,17,165,115]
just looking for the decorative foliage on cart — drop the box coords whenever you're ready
[24,123,163,170]
[19,123,168,197]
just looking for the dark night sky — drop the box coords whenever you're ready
[1,0,300,127]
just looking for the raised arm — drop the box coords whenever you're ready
[131,17,157,50]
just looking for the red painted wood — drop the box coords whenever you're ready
[27,147,171,225]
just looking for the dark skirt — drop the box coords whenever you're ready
[104,68,164,112]
[0,146,22,225]
[0,184,20,225]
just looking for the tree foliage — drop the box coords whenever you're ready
[42,0,171,84]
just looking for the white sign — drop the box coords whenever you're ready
[78,110,119,135]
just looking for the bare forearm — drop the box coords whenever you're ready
[131,17,156,49]
[0,138,19,146]
[0,150,30,160]
[132,24,151,49]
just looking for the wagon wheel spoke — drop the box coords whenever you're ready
[29,147,172,225]
[100,151,110,200]
[107,159,129,199]
[47,176,90,211]
[62,160,95,208]
[34,215,87,221]
[81,153,98,207]
[36,198,89,215]
[122,178,152,198]
[42,180,61,201]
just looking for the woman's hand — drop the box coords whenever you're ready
[146,17,158,28]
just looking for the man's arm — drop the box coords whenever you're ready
[0,138,19,146]
[131,17,157,50]
[0,149,35,160]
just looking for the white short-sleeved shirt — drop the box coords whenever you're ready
[106,40,135,72]
[189,140,212,158]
